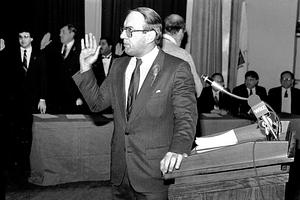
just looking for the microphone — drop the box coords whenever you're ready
[201,75,225,92]
[201,75,248,101]
[247,94,279,140]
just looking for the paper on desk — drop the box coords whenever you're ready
[194,129,238,152]
[33,114,58,119]
[201,113,222,118]
[66,114,86,119]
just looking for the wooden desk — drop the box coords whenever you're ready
[29,114,113,186]
[167,121,295,200]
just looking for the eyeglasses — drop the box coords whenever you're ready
[120,27,153,38]
[281,78,292,81]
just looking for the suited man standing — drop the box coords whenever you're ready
[161,14,203,97]
[73,7,197,199]
[232,70,267,118]
[92,37,116,86]
[6,29,47,184]
[45,24,87,114]
[268,71,300,115]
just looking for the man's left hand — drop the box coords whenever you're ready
[160,152,188,175]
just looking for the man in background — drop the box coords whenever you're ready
[197,73,231,115]
[232,70,267,118]
[43,24,88,113]
[6,28,47,185]
[267,71,300,115]
[92,37,115,86]
[162,14,203,97]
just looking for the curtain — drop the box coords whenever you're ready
[190,0,223,80]
[0,0,84,51]
[101,0,187,46]
[85,0,102,43]
[227,0,244,90]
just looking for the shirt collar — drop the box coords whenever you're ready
[102,53,112,59]
[163,34,177,45]
[63,39,74,50]
[20,46,32,53]
[137,46,159,64]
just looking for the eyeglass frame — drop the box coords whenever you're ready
[120,27,154,38]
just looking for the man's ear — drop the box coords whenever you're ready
[145,30,156,44]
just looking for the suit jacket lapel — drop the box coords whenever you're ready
[128,50,165,122]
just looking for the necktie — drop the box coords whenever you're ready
[284,90,288,98]
[249,89,253,96]
[214,95,219,109]
[62,45,67,59]
[126,58,142,120]
[23,49,27,71]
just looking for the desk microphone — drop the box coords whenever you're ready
[201,75,248,101]
[247,94,279,140]
[201,75,225,92]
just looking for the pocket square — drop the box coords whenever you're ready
[155,90,161,93]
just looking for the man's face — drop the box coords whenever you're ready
[245,76,258,89]
[281,73,294,89]
[99,39,112,56]
[19,32,33,48]
[120,11,148,57]
[212,75,224,91]
[60,26,74,44]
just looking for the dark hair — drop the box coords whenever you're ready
[100,37,113,46]
[245,70,259,80]
[280,71,294,79]
[164,14,185,35]
[211,72,224,81]
[66,24,77,36]
[130,7,162,45]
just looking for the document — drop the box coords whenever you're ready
[33,114,58,119]
[66,114,86,119]
[194,129,238,153]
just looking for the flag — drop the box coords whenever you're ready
[236,1,248,86]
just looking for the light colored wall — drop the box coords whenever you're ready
[247,0,298,91]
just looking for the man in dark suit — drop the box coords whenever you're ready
[45,24,88,114]
[92,37,115,86]
[232,70,267,118]
[6,29,47,184]
[73,7,197,199]
[197,73,231,115]
[267,71,300,115]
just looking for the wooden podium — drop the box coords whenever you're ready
[165,121,295,200]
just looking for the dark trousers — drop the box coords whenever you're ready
[112,169,168,200]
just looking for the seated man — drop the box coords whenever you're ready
[232,70,267,118]
[267,71,300,115]
[197,73,231,115]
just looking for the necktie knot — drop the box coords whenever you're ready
[284,90,288,98]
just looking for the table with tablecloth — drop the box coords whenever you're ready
[29,114,113,186]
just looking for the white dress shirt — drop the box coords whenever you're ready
[125,46,159,105]
[281,88,291,113]
[20,46,32,68]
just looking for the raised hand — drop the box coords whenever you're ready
[80,33,100,73]
[115,42,124,56]
[0,38,5,51]
[40,32,52,50]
